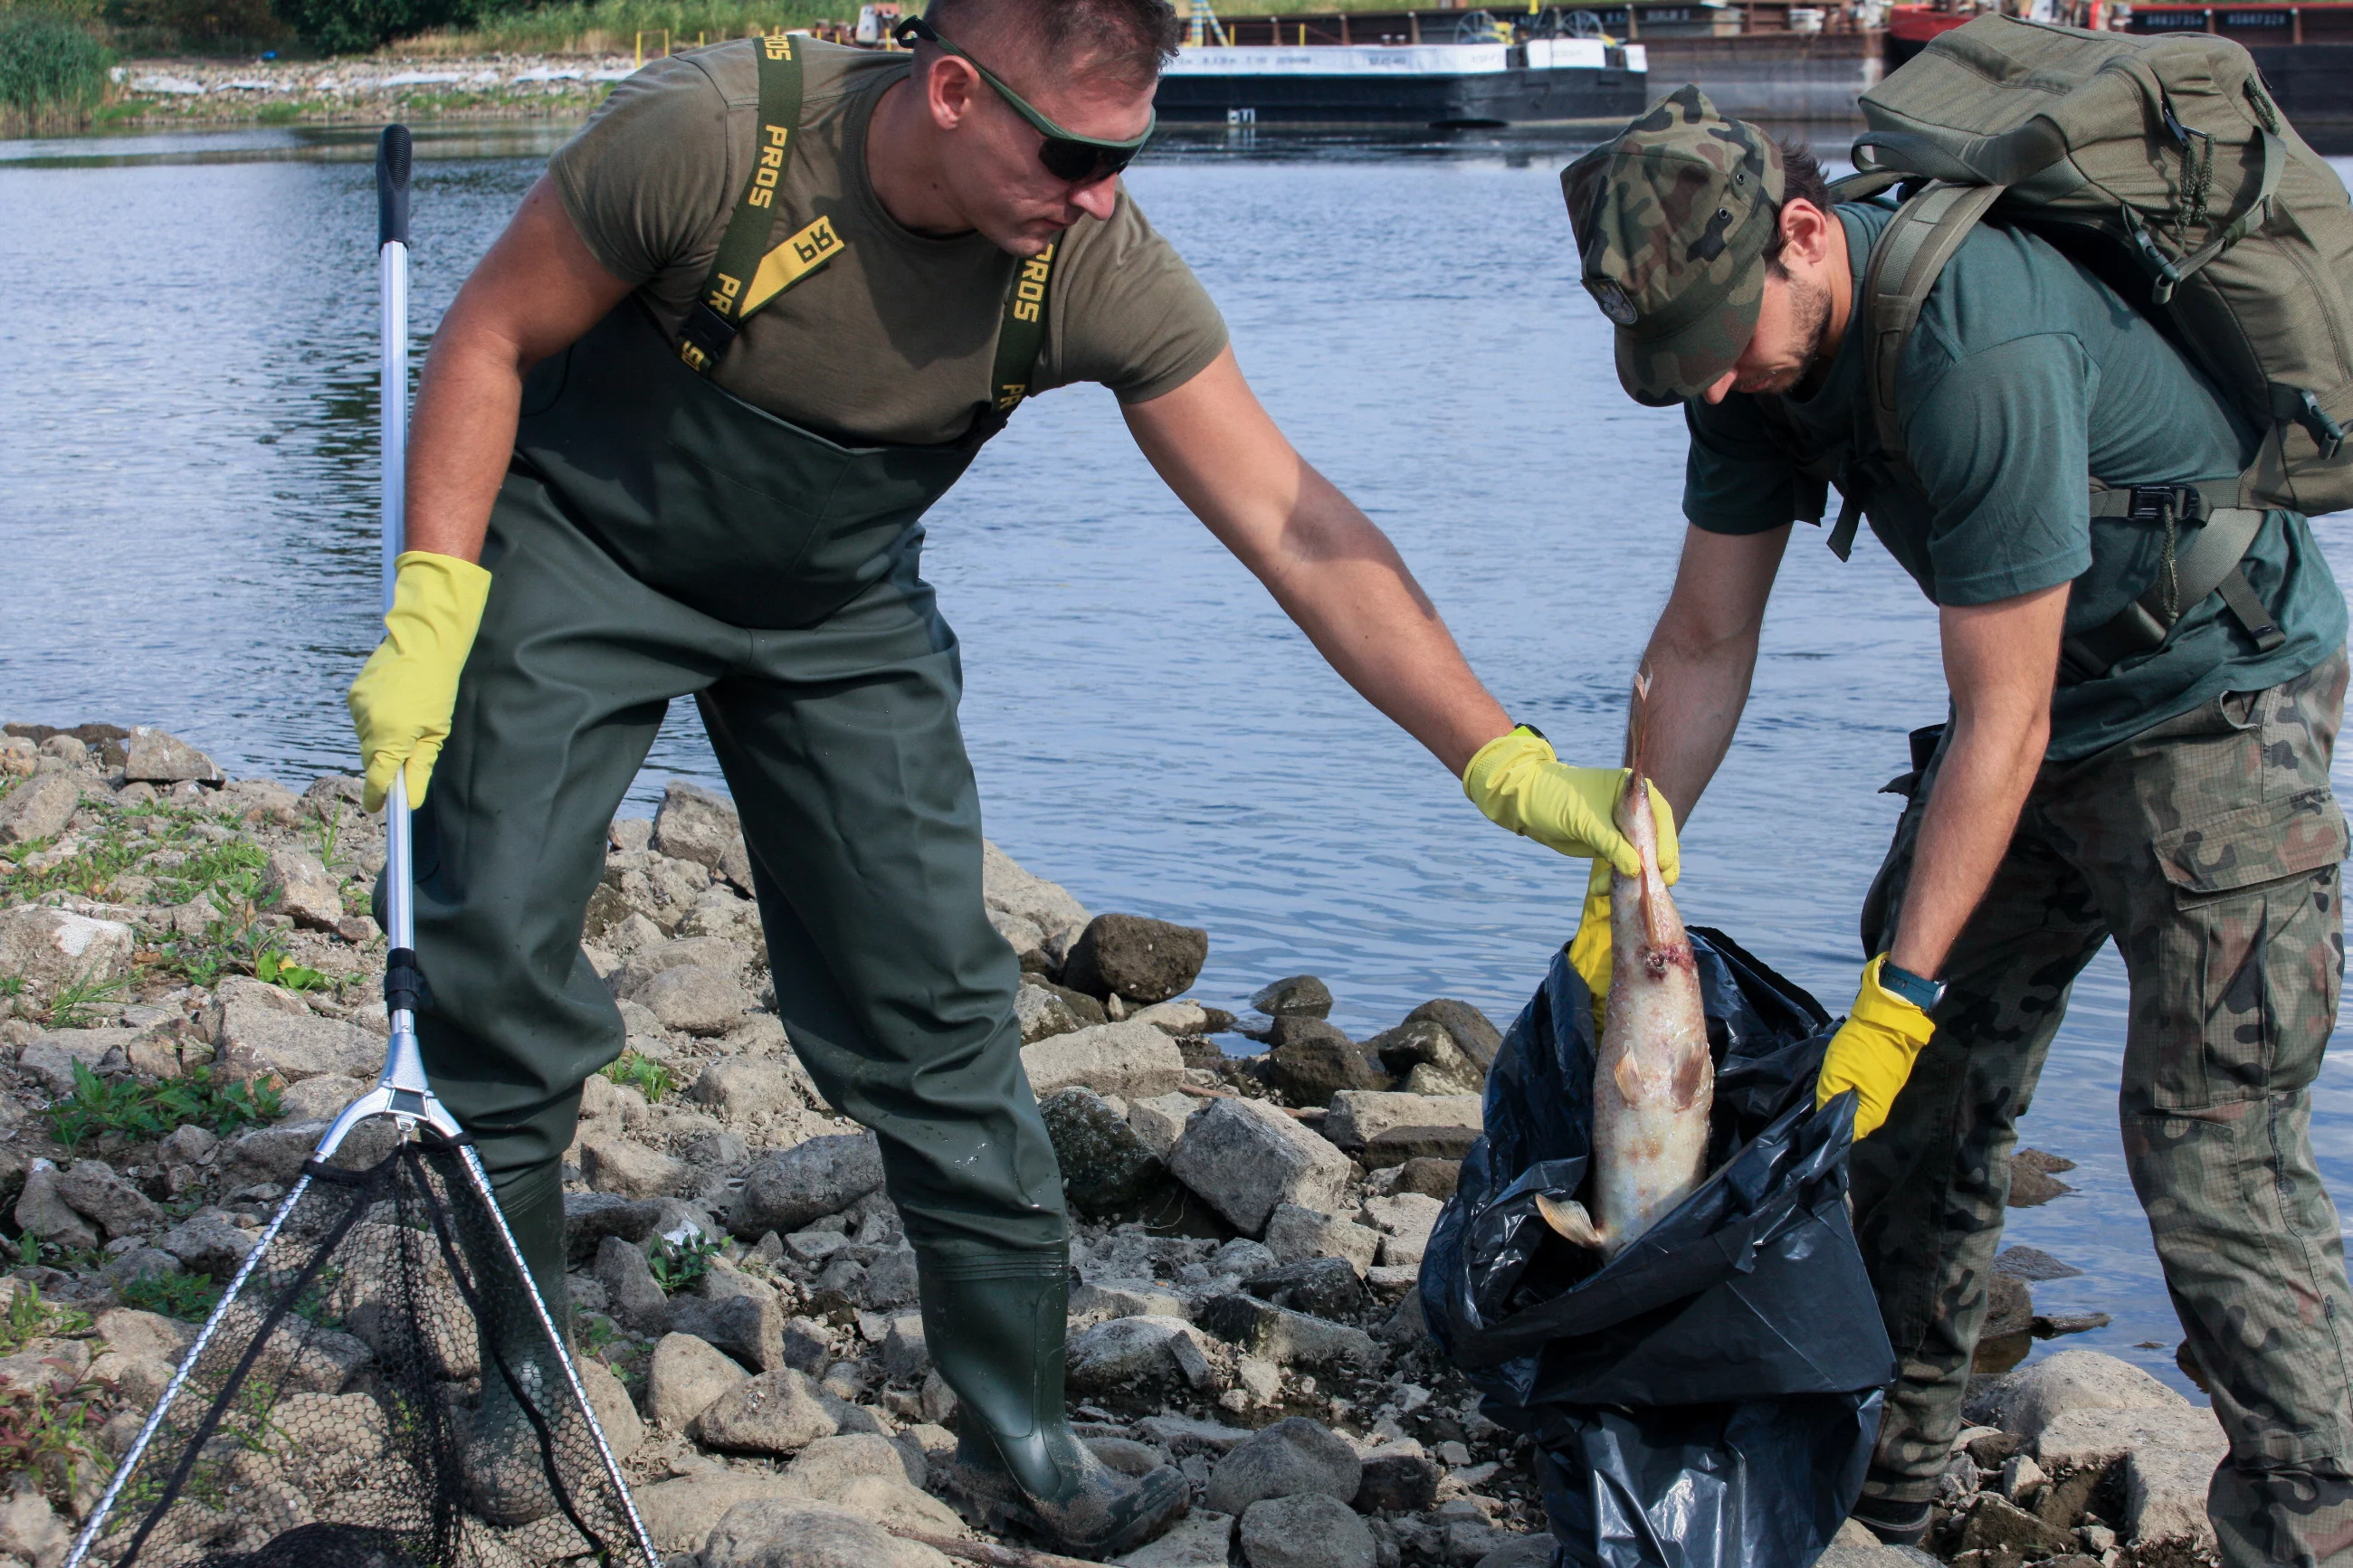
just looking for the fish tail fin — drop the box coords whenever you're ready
[1624,665,1669,947]
[1535,1193,1607,1252]
[1626,665,1652,786]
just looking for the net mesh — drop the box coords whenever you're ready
[74,1131,655,1568]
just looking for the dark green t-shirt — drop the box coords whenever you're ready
[550,40,1228,448]
[1683,201,2345,761]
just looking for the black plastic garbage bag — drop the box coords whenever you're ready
[1421,927,1896,1568]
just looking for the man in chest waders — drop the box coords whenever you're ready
[1561,91,2353,1564]
[346,0,1677,1549]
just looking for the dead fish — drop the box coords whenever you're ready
[1537,670,1713,1259]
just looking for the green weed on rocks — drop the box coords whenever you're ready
[600,1050,672,1103]
[42,1061,281,1150]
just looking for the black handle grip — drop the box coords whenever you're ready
[376,123,412,249]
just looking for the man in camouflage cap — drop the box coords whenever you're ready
[1560,89,2353,1564]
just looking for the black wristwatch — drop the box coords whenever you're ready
[1878,957,1943,1012]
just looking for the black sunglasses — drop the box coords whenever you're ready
[894,14,1155,185]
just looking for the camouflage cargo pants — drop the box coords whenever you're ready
[1851,650,2353,1567]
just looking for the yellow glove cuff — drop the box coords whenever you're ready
[1462,727,1681,882]
[1815,954,1939,1136]
[1567,857,1614,1034]
[1462,727,1557,829]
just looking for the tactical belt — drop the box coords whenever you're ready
[675,33,1060,442]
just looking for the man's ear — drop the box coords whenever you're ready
[1778,198,1833,270]
[924,52,983,130]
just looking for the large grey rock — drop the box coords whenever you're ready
[1041,1087,1168,1215]
[1251,976,1333,1019]
[1958,1494,2077,1558]
[262,847,343,932]
[1116,1509,1236,1568]
[632,1472,799,1554]
[595,1235,671,1335]
[702,1497,956,1568]
[1244,1258,1369,1321]
[695,1367,842,1454]
[204,980,376,1083]
[122,728,222,785]
[2127,1441,2224,1549]
[730,1133,886,1238]
[691,1058,816,1123]
[1263,1202,1381,1274]
[672,1272,787,1373]
[1128,1092,1201,1157]
[1022,1021,1186,1100]
[1968,1348,2186,1442]
[983,841,1091,948]
[1240,1493,1377,1568]
[566,1191,667,1266]
[1262,1027,1390,1108]
[578,1356,645,1463]
[1198,1295,1377,1372]
[0,907,133,993]
[0,774,81,847]
[14,1167,98,1251]
[1367,1001,1501,1081]
[157,1213,258,1278]
[1062,914,1209,1003]
[1354,1444,1441,1512]
[1360,1193,1444,1269]
[1015,983,1095,1045]
[614,935,752,999]
[1470,1537,1556,1568]
[645,1330,749,1430]
[1205,1415,1363,1515]
[2034,1402,2225,1469]
[783,1431,926,1495]
[578,1129,695,1200]
[653,780,756,890]
[15,1028,127,1095]
[0,1485,71,1568]
[639,965,753,1036]
[1323,1092,1481,1152]
[1066,1316,1211,1393]
[1170,1098,1357,1233]
[55,1160,163,1240]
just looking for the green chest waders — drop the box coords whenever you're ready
[413,33,1187,1554]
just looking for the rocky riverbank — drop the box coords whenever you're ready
[0,722,2209,1568]
[98,54,631,127]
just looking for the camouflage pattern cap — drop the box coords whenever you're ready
[1561,86,1786,406]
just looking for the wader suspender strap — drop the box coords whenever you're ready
[672,36,1062,437]
[678,33,839,375]
[968,239,1061,443]
[2060,483,2285,679]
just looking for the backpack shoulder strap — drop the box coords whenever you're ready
[1857,181,2005,488]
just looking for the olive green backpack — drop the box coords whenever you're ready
[1821,14,2353,677]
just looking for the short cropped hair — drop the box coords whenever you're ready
[1763,138,1834,273]
[923,0,1183,88]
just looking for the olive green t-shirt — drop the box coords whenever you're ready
[548,39,1228,447]
[1682,201,2345,761]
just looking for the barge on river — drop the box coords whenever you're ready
[1153,10,1649,126]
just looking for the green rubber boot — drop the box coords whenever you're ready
[919,1249,1191,1558]
[462,1160,571,1527]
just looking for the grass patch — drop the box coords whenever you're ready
[253,99,300,123]
[43,967,134,1029]
[42,1060,281,1151]
[118,1271,224,1323]
[600,1050,672,1103]
[0,1284,91,1356]
[424,0,1313,55]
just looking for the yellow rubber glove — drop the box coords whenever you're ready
[348,550,493,813]
[1567,858,1615,1033]
[1815,954,1938,1138]
[1463,726,1681,880]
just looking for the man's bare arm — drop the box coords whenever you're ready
[1123,348,1511,775]
[405,176,636,563]
[1634,524,1791,823]
[1887,584,2067,978]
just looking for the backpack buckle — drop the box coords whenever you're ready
[2126,485,2200,524]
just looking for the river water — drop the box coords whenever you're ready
[4,119,2350,1398]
